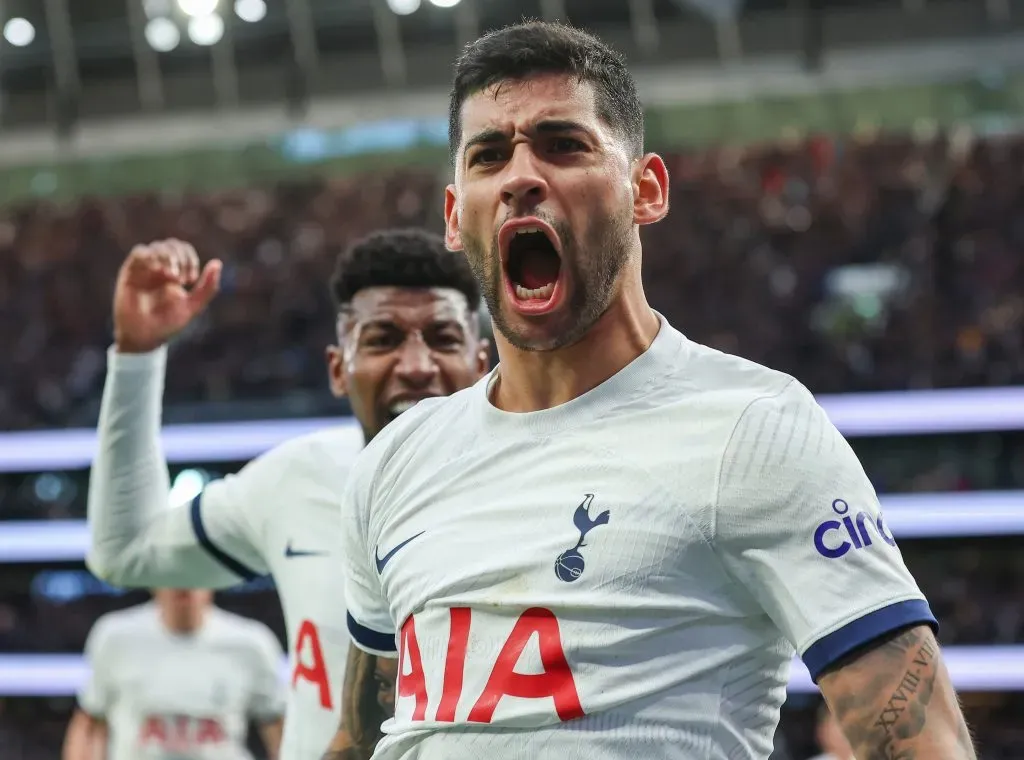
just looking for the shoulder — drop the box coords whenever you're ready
[242,425,363,483]
[660,330,828,436]
[634,328,808,445]
[207,608,283,656]
[677,335,800,411]
[87,603,157,649]
[377,386,477,448]
[349,382,483,486]
[203,424,362,517]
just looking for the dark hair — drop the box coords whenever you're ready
[448,21,644,165]
[330,228,481,312]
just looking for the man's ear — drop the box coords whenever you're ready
[444,184,464,251]
[325,344,348,399]
[632,152,670,226]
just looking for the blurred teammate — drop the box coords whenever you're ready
[62,589,284,760]
[809,702,855,760]
[86,231,490,758]
[328,21,975,760]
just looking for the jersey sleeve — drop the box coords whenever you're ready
[342,445,398,658]
[244,623,287,722]
[185,449,291,580]
[713,380,937,682]
[77,618,115,718]
[87,346,266,588]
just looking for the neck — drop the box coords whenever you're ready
[161,607,205,635]
[492,272,658,413]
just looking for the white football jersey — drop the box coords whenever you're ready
[88,347,364,759]
[77,602,284,760]
[342,316,937,760]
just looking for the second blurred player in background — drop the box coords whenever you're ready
[85,231,490,758]
[63,588,284,760]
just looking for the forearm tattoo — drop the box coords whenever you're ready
[820,626,975,760]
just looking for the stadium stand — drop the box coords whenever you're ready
[0,131,1021,431]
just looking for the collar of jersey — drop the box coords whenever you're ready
[478,312,686,436]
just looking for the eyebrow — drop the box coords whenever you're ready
[534,119,591,137]
[463,128,509,154]
[358,318,467,331]
[463,120,593,155]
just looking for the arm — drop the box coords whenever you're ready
[257,718,284,760]
[247,625,288,760]
[322,646,395,760]
[818,624,974,760]
[69,619,115,760]
[323,444,400,760]
[87,346,263,588]
[62,710,108,760]
[713,381,969,752]
[87,240,262,589]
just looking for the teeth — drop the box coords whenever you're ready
[514,282,555,301]
[389,399,420,416]
[514,226,543,236]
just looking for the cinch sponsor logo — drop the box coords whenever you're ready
[813,498,897,559]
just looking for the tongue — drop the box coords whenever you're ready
[518,248,560,290]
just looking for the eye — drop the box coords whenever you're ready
[359,331,401,351]
[428,329,466,352]
[550,137,585,153]
[469,147,505,166]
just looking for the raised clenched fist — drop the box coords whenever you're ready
[112,239,222,354]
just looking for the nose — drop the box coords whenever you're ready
[393,334,439,387]
[500,145,549,210]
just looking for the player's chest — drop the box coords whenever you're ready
[373,432,724,611]
[112,643,253,714]
[267,501,340,599]
[264,503,349,697]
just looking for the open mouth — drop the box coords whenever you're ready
[386,396,430,420]
[502,222,564,313]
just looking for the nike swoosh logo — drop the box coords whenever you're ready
[284,541,328,559]
[375,531,425,574]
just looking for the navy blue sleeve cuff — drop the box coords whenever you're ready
[189,494,260,581]
[347,612,397,654]
[802,598,938,682]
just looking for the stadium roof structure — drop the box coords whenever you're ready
[0,1,1019,148]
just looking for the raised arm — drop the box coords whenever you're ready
[86,240,264,589]
[818,625,975,760]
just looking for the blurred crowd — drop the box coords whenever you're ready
[646,129,1024,394]
[0,130,1022,431]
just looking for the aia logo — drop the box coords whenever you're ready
[814,498,897,559]
[137,715,226,749]
[554,494,610,583]
[397,607,584,724]
[292,619,333,710]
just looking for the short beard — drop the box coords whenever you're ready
[462,210,632,353]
